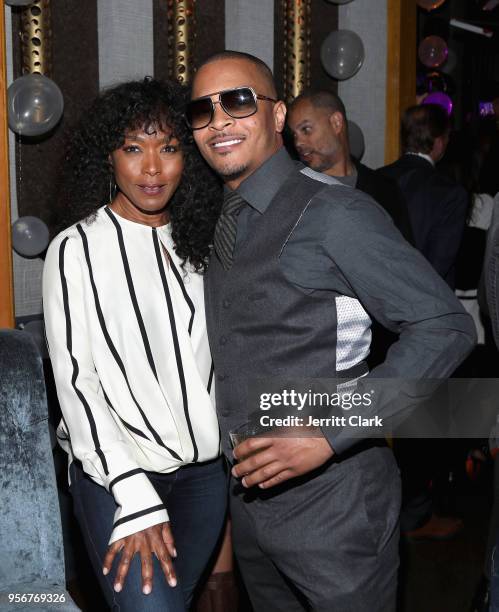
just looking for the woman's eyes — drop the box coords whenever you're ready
[121,144,179,153]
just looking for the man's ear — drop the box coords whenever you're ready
[274,100,287,134]
[329,111,345,135]
[431,135,446,161]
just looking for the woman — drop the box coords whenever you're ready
[43,78,226,611]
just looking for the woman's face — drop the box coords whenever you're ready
[110,126,184,221]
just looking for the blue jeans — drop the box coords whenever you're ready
[69,457,228,612]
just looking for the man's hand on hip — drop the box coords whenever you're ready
[231,435,334,489]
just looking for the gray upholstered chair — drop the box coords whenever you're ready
[0,329,79,611]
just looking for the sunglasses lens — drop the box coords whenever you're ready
[221,88,257,118]
[186,98,213,129]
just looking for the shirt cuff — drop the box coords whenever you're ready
[320,425,358,456]
[107,470,169,544]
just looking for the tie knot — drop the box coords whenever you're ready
[223,190,245,217]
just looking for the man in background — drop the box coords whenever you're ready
[381,104,467,288]
[380,104,468,541]
[287,89,414,245]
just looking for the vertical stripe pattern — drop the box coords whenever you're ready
[152,228,199,462]
[105,207,158,379]
[58,237,108,475]
[168,254,195,335]
[44,206,220,542]
[76,223,181,461]
[207,361,214,394]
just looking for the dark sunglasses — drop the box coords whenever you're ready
[186,86,277,130]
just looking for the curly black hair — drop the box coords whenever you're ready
[56,78,222,271]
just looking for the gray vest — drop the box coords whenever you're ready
[205,171,367,456]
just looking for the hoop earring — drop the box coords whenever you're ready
[109,177,117,203]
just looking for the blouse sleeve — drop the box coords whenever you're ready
[43,232,169,544]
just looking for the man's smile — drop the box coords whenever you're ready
[208,134,246,153]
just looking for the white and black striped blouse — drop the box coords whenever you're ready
[43,206,220,544]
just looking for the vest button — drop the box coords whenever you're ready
[220,410,230,417]
[220,335,228,345]
[217,373,228,382]
[222,299,231,309]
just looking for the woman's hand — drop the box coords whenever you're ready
[103,522,177,595]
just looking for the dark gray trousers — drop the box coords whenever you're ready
[230,446,401,612]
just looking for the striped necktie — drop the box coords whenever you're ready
[213,190,245,271]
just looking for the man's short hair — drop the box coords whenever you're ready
[289,89,347,120]
[401,104,450,154]
[195,50,277,98]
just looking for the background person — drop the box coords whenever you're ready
[287,89,414,245]
[380,104,469,541]
[43,78,226,612]
[380,104,467,289]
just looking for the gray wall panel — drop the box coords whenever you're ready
[98,0,154,88]
[225,0,274,69]
[338,0,387,169]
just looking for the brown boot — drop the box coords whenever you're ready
[194,571,239,612]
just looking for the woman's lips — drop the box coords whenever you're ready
[137,184,165,195]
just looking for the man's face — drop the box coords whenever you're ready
[287,99,344,174]
[191,58,286,186]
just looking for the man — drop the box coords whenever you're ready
[381,104,469,541]
[287,89,413,367]
[287,89,414,245]
[381,104,468,288]
[188,51,475,611]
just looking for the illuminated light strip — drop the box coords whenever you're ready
[450,18,493,38]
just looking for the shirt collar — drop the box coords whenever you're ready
[405,152,435,167]
[227,147,298,214]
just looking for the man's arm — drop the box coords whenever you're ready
[317,191,475,454]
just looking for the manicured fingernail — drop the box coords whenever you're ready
[173,548,178,558]
[231,467,237,477]
[102,568,109,575]
[143,584,151,595]
[114,583,122,593]
[168,576,177,587]
[242,477,247,488]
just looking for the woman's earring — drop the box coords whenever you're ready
[109,177,117,203]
